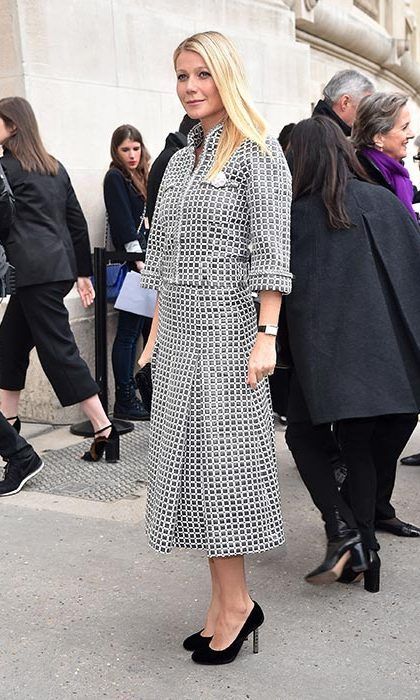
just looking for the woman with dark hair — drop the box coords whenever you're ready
[285,116,420,591]
[0,97,119,483]
[104,125,151,420]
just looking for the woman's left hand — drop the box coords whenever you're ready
[76,277,95,308]
[247,334,276,390]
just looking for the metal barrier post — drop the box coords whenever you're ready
[70,248,135,437]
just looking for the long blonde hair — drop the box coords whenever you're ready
[173,31,268,178]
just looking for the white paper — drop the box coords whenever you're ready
[114,270,157,317]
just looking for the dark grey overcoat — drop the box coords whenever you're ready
[287,177,420,424]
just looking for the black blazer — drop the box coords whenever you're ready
[103,168,146,250]
[0,150,92,288]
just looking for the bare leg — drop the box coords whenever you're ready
[210,555,253,651]
[201,558,221,637]
[80,395,111,437]
[1,390,111,437]
[0,390,21,422]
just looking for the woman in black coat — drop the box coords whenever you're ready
[103,125,151,421]
[0,97,118,485]
[285,116,420,590]
[352,91,420,480]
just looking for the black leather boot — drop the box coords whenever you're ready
[306,509,367,585]
[113,381,150,421]
[337,548,380,591]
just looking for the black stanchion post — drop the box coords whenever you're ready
[95,246,108,411]
[70,248,134,437]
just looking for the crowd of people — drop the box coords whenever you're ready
[0,30,420,666]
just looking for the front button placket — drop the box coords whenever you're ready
[173,123,223,284]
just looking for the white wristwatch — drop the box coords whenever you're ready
[257,325,278,336]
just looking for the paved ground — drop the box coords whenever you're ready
[0,421,420,699]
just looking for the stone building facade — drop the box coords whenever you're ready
[1,0,420,422]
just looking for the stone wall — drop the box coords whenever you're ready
[1,0,420,422]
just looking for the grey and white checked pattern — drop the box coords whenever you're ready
[141,122,292,557]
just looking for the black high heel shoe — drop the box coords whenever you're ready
[191,601,264,665]
[6,416,21,434]
[183,629,212,651]
[81,424,119,463]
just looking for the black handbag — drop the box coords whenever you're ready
[135,363,152,414]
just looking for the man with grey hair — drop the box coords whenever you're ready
[313,69,375,136]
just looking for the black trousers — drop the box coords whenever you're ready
[285,421,359,539]
[0,281,99,407]
[337,414,418,524]
[0,411,30,459]
[287,413,417,550]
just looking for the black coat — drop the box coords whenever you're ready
[312,100,352,137]
[357,152,395,192]
[146,131,187,223]
[103,168,147,251]
[287,178,420,424]
[0,150,92,287]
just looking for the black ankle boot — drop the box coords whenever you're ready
[306,509,367,585]
[337,548,380,592]
[363,549,381,592]
[113,382,150,421]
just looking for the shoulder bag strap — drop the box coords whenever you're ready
[0,160,14,197]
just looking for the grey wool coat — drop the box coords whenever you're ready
[287,177,420,425]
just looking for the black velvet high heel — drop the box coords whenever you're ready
[6,416,21,434]
[183,629,212,651]
[191,601,264,665]
[81,424,120,463]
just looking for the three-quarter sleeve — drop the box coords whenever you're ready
[246,137,293,293]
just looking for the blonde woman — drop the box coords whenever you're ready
[138,31,292,665]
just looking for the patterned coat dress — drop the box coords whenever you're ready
[141,123,292,557]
